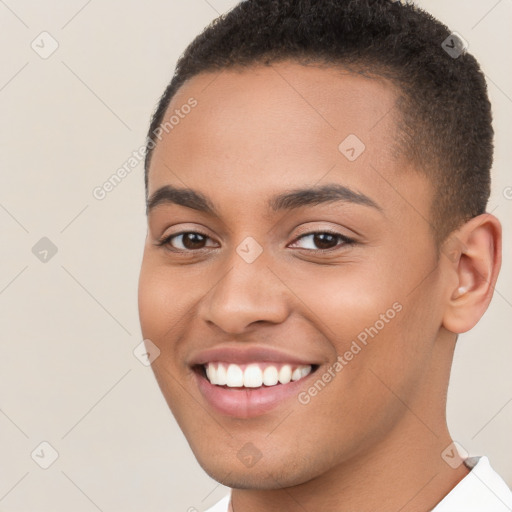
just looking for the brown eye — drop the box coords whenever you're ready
[290,231,355,252]
[180,233,207,250]
[159,231,217,251]
[312,233,338,250]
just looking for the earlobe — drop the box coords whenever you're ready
[442,213,502,334]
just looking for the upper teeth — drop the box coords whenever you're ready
[205,362,312,388]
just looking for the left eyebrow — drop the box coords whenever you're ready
[146,183,383,216]
[268,183,383,213]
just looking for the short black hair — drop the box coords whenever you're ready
[144,0,493,242]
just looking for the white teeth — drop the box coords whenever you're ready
[291,367,302,381]
[300,366,312,378]
[226,364,244,387]
[216,363,227,385]
[262,366,279,386]
[278,364,292,384]
[243,364,263,388]
[204,362,312,387]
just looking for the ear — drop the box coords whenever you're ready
[441,213,502,334]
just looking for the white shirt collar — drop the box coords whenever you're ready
[431,456,512,511]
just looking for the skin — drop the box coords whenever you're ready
[138,61,502,512]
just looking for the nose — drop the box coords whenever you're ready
[199,248,291,334]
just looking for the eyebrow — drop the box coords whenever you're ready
[146,183,383,215]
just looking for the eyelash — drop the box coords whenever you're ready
[156,229,356,254]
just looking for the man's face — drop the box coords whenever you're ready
[138,62,449,488]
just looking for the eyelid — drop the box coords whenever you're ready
[155,229,216,248]
[291,222,359,240]
[288,229,356,251]
[154,222,215,243]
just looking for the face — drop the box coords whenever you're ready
[138,62,451,489]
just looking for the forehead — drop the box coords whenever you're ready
[148,61,431,222]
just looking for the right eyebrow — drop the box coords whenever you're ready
[146,185,217,216]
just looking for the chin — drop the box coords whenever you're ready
[193,446,326,490]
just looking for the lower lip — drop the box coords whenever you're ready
[194,369,314,418]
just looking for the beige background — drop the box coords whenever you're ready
[0,1,510,510]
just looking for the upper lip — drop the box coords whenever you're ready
[188,345,320,367]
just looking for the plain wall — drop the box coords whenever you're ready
[0,1,510,510]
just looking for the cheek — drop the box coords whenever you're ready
[138,258,190,341]
[289,263,402,348]
[138,262,202,430]
[289,261,433,398]
[138,269,167,340]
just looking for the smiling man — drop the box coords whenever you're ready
[137,1,512,511]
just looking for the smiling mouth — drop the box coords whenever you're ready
[195,362,320,389]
